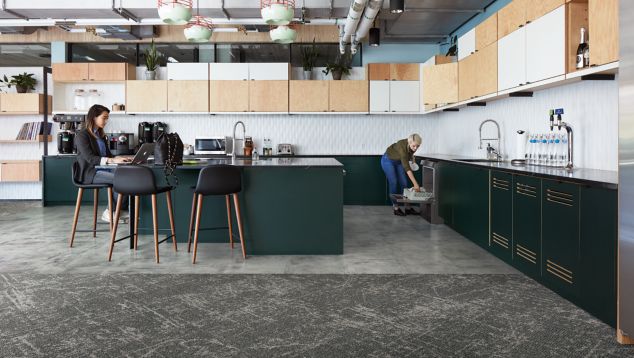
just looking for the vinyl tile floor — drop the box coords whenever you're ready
[0,201,518,275]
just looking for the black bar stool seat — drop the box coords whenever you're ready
[108,165,177,263]
[69,161,113,247]
[188,164,246,264]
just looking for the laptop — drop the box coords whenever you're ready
[109,143,154,166]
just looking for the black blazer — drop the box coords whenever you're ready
[75,129,113,184]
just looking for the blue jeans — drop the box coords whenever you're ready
[93,170,128,210]
[381,153,408,205]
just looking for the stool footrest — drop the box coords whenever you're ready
[114,235,133,243]
[76,229,111,233]
[158,235,174,245]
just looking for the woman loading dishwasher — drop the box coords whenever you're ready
[381,133,422,216]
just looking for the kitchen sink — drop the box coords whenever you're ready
[454,158,503,163]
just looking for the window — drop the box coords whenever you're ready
[290,43,362,67]
[139,43,198,66]
[69,43,137,63]
[215,44,290,63]
[0,44,51,66]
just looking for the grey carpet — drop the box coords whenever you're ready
[0,274,631,358]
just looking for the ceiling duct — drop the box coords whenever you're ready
[96,24,156,39]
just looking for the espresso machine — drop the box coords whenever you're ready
[152,122,167,141]
[53,114,85,154]
[106,132,134,155]
[138,122,154,145]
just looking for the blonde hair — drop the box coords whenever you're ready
[408,133,422,146]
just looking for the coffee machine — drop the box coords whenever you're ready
[53,114,85,154]
[106,132,134,155]
[152,122,167,141]
[138,122,154,145]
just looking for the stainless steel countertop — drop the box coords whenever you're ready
[96,157,343,169]
[417,153,618,189]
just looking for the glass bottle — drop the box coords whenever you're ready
[73,89,86,110]
[87,89,101,109]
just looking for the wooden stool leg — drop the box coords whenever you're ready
[192,194,203,264]
[226,195,234,249]
[166,191,177,251]
[134,195,140,250]
[108,194,123,261]
[233,193,247,259]
[107,187,113,233]
[69,188,84,247]
[151,194,160,264]
[92,189,99,238]
[187,193,196,253]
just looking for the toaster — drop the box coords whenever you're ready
[277,143,293,156]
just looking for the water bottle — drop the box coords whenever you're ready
[548,134,556,166]
[252,147,259,161]
[540,134,548,165]
[527,135,536,164]
[553,135,561,167]
[560,135,568,167]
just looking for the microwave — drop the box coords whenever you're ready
[195,137,227,155]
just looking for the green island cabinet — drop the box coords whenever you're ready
[335,156,388,205]
[43,156,110,206]
[437,162,617,327]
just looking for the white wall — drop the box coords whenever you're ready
[433,79,619,171]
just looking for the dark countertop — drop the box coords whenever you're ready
[44,154,382,159]
[416,153,618,189]
[95,157,343,170]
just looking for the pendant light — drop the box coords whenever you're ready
[369,18,380,47]
[184,0,213,42]
[390,0,404,14]
[270,25,297,44]
[261,0,295,25]
[158,0,193,25]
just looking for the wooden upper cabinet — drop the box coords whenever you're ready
[52,63,89,82]
[167,81,209,112]
[329,81,368,112]
[498,0,527,39]
[368,64,391,80]
[475,42,498,97]
[88,63,133,81]
[0,94,50,114]
[588,0,619,66]
[390,64,420,81]
[566,2,589,73]
[476,14,498,50]
[126,81,168,112]
[249,80,288,112]
[527,0,564,23]
[209,81,249,112]
[459,55,478,102]
[289,80,329,112]
[422,62,458,105]
[0,161,41,182]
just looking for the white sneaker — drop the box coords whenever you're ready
[101,209,128,224]
[101,209,112,223]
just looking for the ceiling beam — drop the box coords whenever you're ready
[403,7,484,14]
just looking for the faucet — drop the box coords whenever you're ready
[555,111,574,170]
[232,120,246,160]
[479,119,502,161]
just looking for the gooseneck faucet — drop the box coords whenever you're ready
[556,113,574,170]
[232,121,246,160]
[479,119,502,161]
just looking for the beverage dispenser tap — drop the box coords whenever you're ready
[553,108,574,170]
[549,109,555,131]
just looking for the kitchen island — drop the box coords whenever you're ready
[104,157,344,255]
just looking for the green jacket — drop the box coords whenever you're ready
[386,139,414,172]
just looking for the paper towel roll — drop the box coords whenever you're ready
[515,130,528,160]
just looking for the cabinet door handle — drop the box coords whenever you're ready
[519,24,523,28]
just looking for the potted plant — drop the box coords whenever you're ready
[144,39,162,80]
[322,61,352,80]
[0,72,37,93]
[300,39,320,80]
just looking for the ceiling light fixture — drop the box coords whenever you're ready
[157,0,193,25]
[390,0,404,14]
[261,0,295,25]
[369,28,380,46]
[184,0,212,42]
[269,25,297,43]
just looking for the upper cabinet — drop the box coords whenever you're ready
[167,63,209,80]
[329,81,368,112]
[588,0,619,66]
[249,80,288,112]
[422,62,458,106]
[370,81,420,113]
[526,5,565,83]
[0,94,51,115]
[498,0,527,39]
[498,27,527,91]
[289,81,329,112]
[53,63,135,82]
[460,42,498,101]
[527,0,564,23]
[368,63,419,81]
[167,81,209,112]
[457,29,476,61]
[209,81,249,112]
[209,63,288,81]
[126,80,168,112]
[476,14,498,51]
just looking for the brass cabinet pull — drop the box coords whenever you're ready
[493,184,509,191]
[492,232,509,249]
[546,259,574,284]
[546,197,573,207]
[516,244,537,264]
[547,188,573,198]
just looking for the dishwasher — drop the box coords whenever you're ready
[389,159,443,224]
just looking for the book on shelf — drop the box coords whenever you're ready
[15,122,51,140]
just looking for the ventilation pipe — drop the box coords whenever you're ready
[339,0,367,54]
[351,0,383,53]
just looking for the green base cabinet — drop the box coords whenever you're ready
[490,171,513,263]
[512,175,542,279]
[43,156,110,206]
[335,156,387,205]
[579,186,617,327]
[541,179,580,302]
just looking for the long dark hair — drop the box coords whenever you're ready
[85,104,110,139]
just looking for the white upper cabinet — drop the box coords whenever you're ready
[209,63,249,80]
[458,29,476,61]
[370,81,390,112]
[248,63,289,80]
[390,81,420,112]
[526,5,565,84]
[167,63,209,80]
[498,26,527,91]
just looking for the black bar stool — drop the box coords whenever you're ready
[69,162,113,247]
[187,165,246,264]
[108,165,177,263]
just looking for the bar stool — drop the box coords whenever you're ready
[69,162,113,247]
[108,165,177,263]
[187,165,246,264]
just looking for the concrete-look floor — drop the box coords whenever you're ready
[0,201,517,275]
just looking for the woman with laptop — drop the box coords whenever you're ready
[75,104,132,223]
